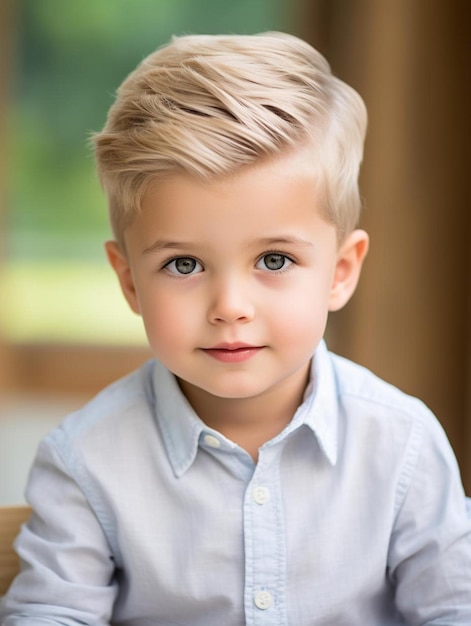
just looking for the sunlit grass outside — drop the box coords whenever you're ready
[1,262,147,345]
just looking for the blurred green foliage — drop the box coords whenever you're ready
[7,0,288,260]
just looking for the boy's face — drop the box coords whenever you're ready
[107,149,368,406]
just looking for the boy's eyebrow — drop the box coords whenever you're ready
[142,240,193,255]
[142,236,314,255]
[253,236,314,248]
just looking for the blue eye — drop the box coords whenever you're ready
[164,257,203,275]
[256,253,292,271]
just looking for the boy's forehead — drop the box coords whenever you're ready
[124,147,337,254]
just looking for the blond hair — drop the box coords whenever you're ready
[93,32,367,243]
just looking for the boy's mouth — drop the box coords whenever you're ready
[202,343,263,363]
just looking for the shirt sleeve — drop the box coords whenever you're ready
[388,410,471,624]
[0,437,118,625]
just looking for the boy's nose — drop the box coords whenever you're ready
[207,277,255,325]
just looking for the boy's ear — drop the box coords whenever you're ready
[328,229,369,312]
[105,241,141,315]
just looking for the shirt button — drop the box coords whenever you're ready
[203,434,221,448]
[254,590,273,610]
[252,485,270,504]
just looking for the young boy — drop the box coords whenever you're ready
[1,32,470,625]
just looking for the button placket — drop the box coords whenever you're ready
[243,452,288,624]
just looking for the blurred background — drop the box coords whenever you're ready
[0,0,469,501]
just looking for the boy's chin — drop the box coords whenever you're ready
[177,377,265,401]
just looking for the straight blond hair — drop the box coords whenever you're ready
[93,32,367,244]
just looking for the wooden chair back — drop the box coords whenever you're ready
[0,505,31,595]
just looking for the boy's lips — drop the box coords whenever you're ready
[202,343,264,363]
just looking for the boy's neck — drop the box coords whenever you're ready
[178,363,311,462]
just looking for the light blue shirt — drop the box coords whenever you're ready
[1,340,470,625]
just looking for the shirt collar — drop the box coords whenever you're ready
[151,363,205,477]
[293,339,339,466]
[151,339,339,477]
